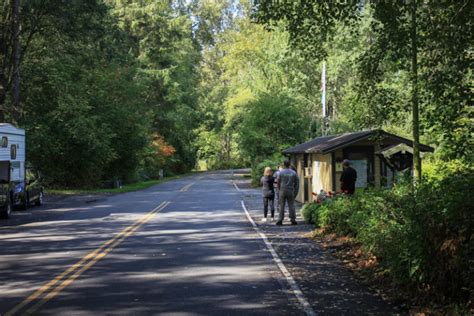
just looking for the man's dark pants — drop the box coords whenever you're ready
[278,190,296,222]
[274,188,280,212]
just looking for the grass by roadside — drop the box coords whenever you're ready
[46,175,187,196]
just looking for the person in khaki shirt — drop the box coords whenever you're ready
[276,160,299,226]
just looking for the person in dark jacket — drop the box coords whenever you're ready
[340,159,357,195]
[260,167,275,222]
[276,160,299,225]
[290,164,297,173]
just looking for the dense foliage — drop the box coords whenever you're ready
[2,0,202,187]
[254,0,473,164]
[302,161,473,303]
[0,1,471,188]
[250,153,285,186]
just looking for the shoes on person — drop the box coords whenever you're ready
[270,217,275,221]
[291,220,297,225]
[276,221,283,226]
[262,218,267,222]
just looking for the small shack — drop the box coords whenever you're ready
[283,130,434,203]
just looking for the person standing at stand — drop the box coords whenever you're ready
[260,167,275,222]
[340,159,357,195]
[276,160,299,226]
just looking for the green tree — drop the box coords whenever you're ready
[20,0,153,186]
[238,93,308,162]
[109,0,201,173]
[254,0,473,178]
[195,10,322,167]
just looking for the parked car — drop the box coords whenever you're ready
[14,168,44,210]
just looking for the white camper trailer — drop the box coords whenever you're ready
[0,124,43,219]
[0,124,25,180]
[0,124,25,218]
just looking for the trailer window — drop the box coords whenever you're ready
[11,144,16,160]
[1,137,7,147]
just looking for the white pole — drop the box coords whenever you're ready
[321,61,326,118]
[321,61,328,135]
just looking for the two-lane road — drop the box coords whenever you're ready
[0,172,302,315]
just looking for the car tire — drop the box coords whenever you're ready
[35,191,43,206]
[0,199,12,219]
[20,192,29,210]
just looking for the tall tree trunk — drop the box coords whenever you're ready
[411,0,421,182]
[0,75,6,122]
[12,0,20,124]
[0,1,10,122]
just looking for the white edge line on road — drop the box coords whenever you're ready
[240,200,317,316]
[233,182,240,191]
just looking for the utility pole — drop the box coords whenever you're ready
[411,0,421,182]
[12,0,21,124]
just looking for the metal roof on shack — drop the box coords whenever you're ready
[283,130,434,154]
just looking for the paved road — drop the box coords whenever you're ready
[0,172,302,315]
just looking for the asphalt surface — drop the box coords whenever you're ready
[0,171,301,315]
[0,170,396,315]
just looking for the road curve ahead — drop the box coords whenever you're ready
[0,171,303,315]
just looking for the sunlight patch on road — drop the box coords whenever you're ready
[179,182,194,192]
[5,201,170,316]
[123,266,270,283]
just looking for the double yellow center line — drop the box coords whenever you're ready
[6,201,170,316]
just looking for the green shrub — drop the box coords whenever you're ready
[318,196,355,235]
[251,154,285,186]
[301,203,322,225]
[314,160,473,302]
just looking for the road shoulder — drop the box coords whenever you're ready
[234,177,400,315]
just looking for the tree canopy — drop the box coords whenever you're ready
[0,0,471,187]
[253,0,473,164]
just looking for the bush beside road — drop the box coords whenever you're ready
[301,160,473,314]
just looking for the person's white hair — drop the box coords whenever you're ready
[342,159,351,167]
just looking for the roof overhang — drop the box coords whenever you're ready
[319,132,377,154]
[283,130,434,155]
